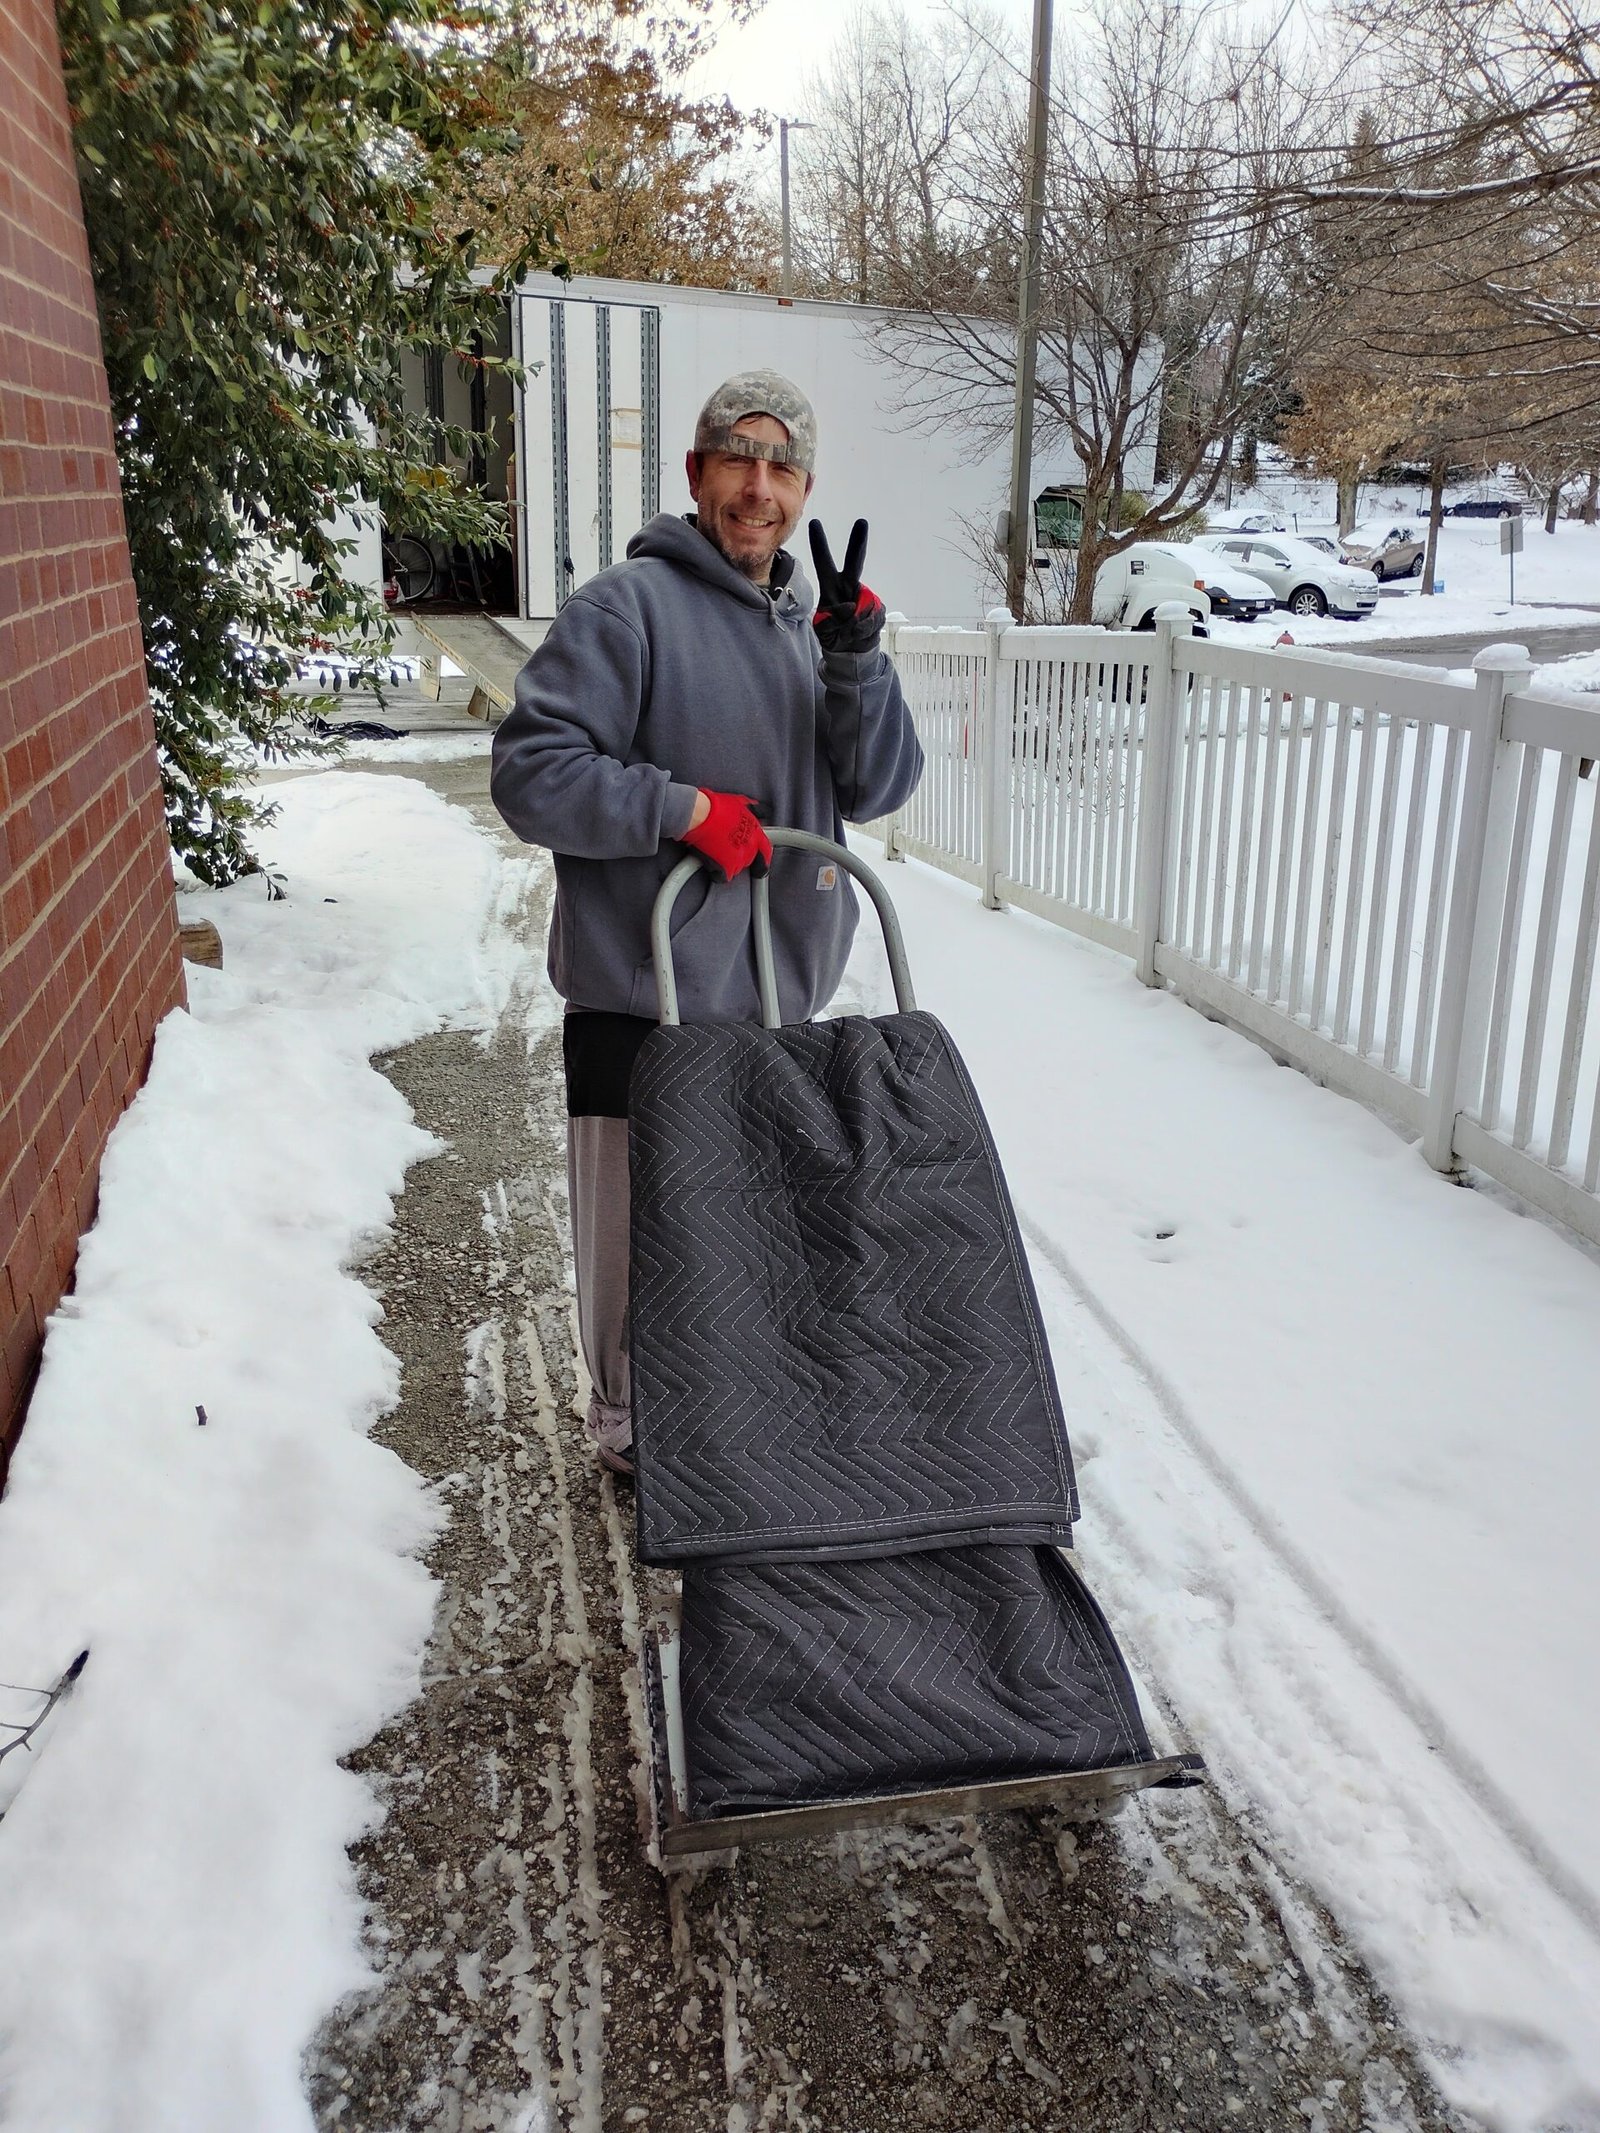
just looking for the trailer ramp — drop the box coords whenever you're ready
[408,612,542,721]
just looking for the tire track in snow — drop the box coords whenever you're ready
[1019,1205,1600,1944]
[1018,1205,1600,2119]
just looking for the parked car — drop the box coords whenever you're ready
[1340,522,1425,579]
[1207,510,1290,534]
[1444,498,1523,519]
[1187,552,1278,621]
[1090,542,1211,631]
[1192,531,1380,619]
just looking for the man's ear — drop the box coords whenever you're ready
[685,450,702,502]
[803,473,815,504]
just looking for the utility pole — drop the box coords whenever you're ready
[1005,0,1053,621]
[780,120,815,301]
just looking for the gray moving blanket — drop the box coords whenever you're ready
[680,1545,1152,1816]
[630,1006,1153,1820]
[629,1012,1079,1566]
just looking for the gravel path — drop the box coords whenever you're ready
[307,758,1474,2133]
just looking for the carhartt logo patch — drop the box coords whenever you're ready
[816,864,838,891]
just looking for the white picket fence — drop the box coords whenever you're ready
[876,606,1600,1252]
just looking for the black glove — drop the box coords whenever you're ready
[808,518,886,656]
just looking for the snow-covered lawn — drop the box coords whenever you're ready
[0,775,529,2133]
[839,834,1600,2133]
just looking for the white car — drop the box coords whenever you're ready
[1185,551,1278,623]
[1207,509,1289,534]
[1193,531,1379,619]
[1090,542,1211,631]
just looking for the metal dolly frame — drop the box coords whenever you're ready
[640,828,1204,1868]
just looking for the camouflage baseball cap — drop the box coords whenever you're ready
[693,370,817,475]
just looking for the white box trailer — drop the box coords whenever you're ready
[509,274,1159,628]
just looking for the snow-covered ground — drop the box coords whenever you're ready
[837,835,1600,2133]
[1205,500,1600,651]
[0,776,533,2132]
[5,759,1600,2131]
[331,729,495,765]
[1517,646,1600,697]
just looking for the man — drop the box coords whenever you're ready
[490,370,924,1471]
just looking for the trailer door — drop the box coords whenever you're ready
[515,292,661,618]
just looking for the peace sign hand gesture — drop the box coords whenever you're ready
[808,517,887,657]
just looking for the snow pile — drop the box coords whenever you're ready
[840,835,1600,2133]
[334,730,496,765]
[1529,646,1600,696]
[1440,648,1600,697]
[1420,514,1599,612]
[0,775,519,2133]
[255,724,495,772]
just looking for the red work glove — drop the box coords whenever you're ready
[681,790,772,882]
[809,518,886,655]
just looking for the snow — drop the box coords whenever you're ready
[331,730,495,765]
[1205,497,1600,651]
[838,832,1600,2133]
[0,774,528,2133]
[1527,646,1600,697]
[8,748,1600,2129]
[251,724,494,778]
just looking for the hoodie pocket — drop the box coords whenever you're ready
[628,861,726,1017]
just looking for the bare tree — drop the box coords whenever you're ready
[1229,0,1600,387]
[801,0,1337,619]
[793,0,1598,615]
[1307,0,1600,217]
[791,4,1006,303]
[1519,408,1600,530]
[1280,77,1600,570]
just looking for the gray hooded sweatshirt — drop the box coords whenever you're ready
[490,513,924,1024]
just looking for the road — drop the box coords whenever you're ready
[1347,604,1600,669]
[306,752,1473,2133]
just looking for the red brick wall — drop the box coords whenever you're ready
[1,0,185,1453]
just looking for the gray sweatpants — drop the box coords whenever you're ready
[567,1114,632,1455]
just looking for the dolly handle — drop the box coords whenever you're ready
[651,828,918,1028]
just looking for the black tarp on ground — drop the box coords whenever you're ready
[629,1009,1151,1819]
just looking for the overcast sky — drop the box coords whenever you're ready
[684,0,1038,144]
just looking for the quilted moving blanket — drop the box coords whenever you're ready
[680,1545,1152,1816]
[629,1012,1079,1566]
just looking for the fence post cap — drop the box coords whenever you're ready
[884,610,909,628]
[984,605,1014,629]
[1152,602,1193,627]
[1471,642,1533,674]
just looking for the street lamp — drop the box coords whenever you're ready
[779,119,815,300]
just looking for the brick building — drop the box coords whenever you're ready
[1,0,185,1455]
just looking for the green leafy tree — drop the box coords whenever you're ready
[60,0,538,882]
